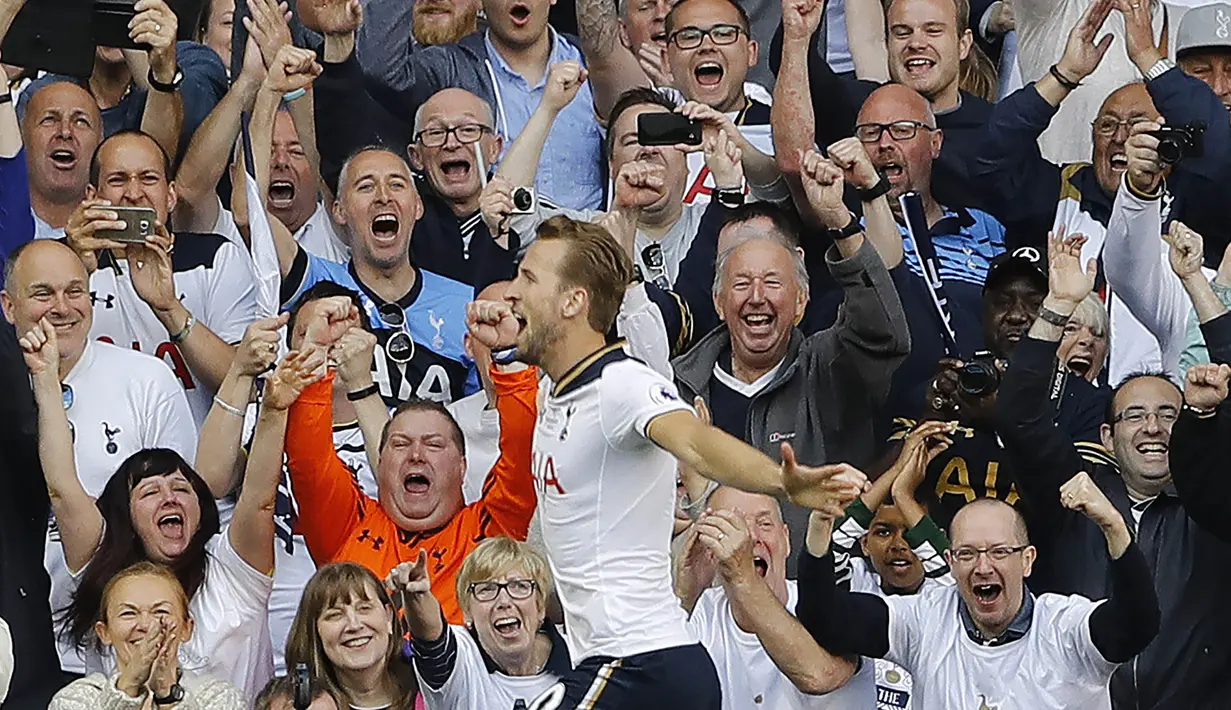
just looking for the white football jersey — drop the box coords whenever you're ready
[47,340,199,673]
[689,581,876,710]
[885,585,1118,710]
[533,345,696,662]
[88,234,258,426]
[416,625,566,710]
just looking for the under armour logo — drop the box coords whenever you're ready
[90,292,116,309]
[357,529,384,550]
[430,548,446,572]
[102,422,121,455]
[1218,9,1230,39]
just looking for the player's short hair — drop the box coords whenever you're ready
[380,399,467,457]
[286,282,371,347]
[605,87,679,157]
[456,537,554,618]
[253,673,336,710]
[664,0,752,36]
[535,215,634,334]
[89,129,173,186]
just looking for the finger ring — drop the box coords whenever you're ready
[155,22,162,31]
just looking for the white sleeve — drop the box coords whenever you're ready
[203,241,259,344]
[416,627,483,710]
[616,284,673,379]
[210,530,275,614]
[599,363,693,447]
[506,202,597,250]
[208,201,246,248]
[882,593,924,672]
[1050,596,1120,680]
[0,616,11,704]
[144,367,200,463]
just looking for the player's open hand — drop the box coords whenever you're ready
[782,445,869,519]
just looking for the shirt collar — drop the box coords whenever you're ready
[484,26,567,88]
[958,584,1035,647]
[468,621,572,676]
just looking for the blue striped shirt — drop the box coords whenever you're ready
[897,207,1007,286]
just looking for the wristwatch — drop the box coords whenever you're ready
[1145,58,1176,81]
[825,213,863,241]
[856,172,891,202]
[148,65,184,93]
[713,187,744,210]
[153,683,185,705]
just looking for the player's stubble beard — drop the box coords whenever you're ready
[516,317,562,369]
[413,8,478,47]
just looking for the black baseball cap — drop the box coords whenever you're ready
[984,246,1047,294]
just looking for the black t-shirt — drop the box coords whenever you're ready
[889,373,1110,532]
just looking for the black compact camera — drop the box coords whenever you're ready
[511,186,537,214]
[292,663,311,710]
[957,351,1002,398]
[1148,122,1205,165]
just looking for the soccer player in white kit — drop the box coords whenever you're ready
[467,215,869,710]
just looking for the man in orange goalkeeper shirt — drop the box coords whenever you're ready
[285,295,537,624]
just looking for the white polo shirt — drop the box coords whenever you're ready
[87,234,258,426]
[690,581,877,710]
[533,345,696,662]
[448,391,502,505]
[885,585,1117,709]
[47,340,198,673]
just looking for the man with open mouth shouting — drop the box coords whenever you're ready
[796,466,1159,710]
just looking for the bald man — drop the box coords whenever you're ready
[19,82,103,239]
[0,239,196,675]
[795,483,1158,709]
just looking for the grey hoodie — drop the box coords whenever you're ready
[673,239,910,572]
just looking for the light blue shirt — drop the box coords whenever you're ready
[484,28,605,210]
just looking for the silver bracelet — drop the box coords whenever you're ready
[212,395,245,418]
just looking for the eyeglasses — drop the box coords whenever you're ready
[377,304,415,365]
[414,124,491,148]
[1112,407,1179,425]
[1090,116,1151,137]
[469,579,537,602]
[669,23,743,49]
[949,544,1029,564]
[855,120,934,143]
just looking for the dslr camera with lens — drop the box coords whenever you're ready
[511,186,537,215]
[957,351,1002,398]
[1147,122,1205,165]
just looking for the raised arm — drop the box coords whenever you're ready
[194,315,287,497]
[1171,360,1231,541]
[577,0,652,119]
[134,0,185,163]
[230,349,326,574]
[699,510,858,694]
[1167,222,1230,327]
[333,326,387,474]
[818,140,903,268]
[495,61,589,189]
[771,0,825,213]
[19,319,103,574]
[1059,471,1160,662]
[844,0,890,81]
[388,551,446,644]
[677,101,784,197]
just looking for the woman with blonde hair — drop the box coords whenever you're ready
[387,537,570,709]
[285,563,418,710]
[49,562,246,709]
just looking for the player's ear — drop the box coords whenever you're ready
[561,288,586,320]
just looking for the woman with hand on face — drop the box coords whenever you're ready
[19,316,323,699]
[285,563,419,710]
[389,537,569,710]
[49,562,246,709]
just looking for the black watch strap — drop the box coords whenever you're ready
[826,213,863,241]
[148,65,184,93]
[856,173,891,202]
[153,683,185,705]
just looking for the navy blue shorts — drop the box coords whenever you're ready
[528,643,721,710]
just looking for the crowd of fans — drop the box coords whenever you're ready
[1,0,1230,706]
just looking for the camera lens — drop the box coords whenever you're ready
[957,361,1000,397]
[1156,137,1183,165]
[513,188,533,212]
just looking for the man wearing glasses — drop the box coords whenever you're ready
[996,230,1231,710]
[795,478,1159,710]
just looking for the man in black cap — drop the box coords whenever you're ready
[887,246,1111,531]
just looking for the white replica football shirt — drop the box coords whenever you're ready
[88,234,258,426]
[885,585,1118,710]
[416,625,566,710]
[47,340,198,673]
[533,344,697,662]
[83,530,275,700]
[689,581,876,710]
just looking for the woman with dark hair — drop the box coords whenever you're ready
[286,563,418,710]
[19,318,324,700]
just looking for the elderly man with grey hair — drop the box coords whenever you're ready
[672,149,910,575]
